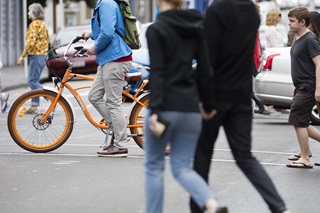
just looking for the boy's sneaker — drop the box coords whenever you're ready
[2,103,10,113]
[25,107,38,114]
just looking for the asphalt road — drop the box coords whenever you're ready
[1,80,320,213]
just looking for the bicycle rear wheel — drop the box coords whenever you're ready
[129,93,149,148]
[7,89,74,153]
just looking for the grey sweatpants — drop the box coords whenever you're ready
[88,61,132,148]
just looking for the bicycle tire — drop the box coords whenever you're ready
[129,93,149,148]
[7,89,74,153]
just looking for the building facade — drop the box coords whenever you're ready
[0,0,24,66]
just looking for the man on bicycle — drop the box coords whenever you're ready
[83,0,132,157]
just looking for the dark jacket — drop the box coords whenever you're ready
[146,9,214,115]
[205,0,260,103]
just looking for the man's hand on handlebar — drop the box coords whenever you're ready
[82,31,90,41]
[81,32,96,55]
[87,45,97,55]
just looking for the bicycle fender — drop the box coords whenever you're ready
[127,92,150,123]
[43,86,76,120]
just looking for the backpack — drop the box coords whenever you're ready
[97,0,141,49]
[115,0,141,49]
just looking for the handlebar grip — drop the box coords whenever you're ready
[74,36,84,43]
[79,48,88,54]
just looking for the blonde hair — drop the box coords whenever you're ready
[166,0,183,8]
[266,8,281,26]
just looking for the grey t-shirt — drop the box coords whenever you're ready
[291,31,320,92]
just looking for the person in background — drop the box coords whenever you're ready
[17,3,49,114]
[82,0,132,157]
[287,29,295,46]
[266,8,284,48]
[144,0,227,212]
[190,0,290,212]
[287,11,320,46]
[263,8,285,114]
[0,53,10,113]
[253,4,270,115]
[308,11,320,39]
[288,10,320,168]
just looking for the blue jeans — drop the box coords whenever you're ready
[144,111,213,213]
[28,55,47,106]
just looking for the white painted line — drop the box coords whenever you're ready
[0,144,139,148]
[0,145,301,156]
[0,152,292,167]
[214,148,297,156]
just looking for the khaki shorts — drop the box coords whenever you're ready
[288,88,316,127]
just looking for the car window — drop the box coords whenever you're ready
[53,27,93,46]
[138,23,153,49]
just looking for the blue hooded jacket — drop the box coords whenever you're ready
[90,0,132,66]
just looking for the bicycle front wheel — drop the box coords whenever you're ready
[129,93,149,148]
[7,89,74,153]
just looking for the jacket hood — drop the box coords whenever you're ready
[156,9,204,38]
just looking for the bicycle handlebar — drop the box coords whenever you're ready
[50,36,85,51]
[47,36,90,74]
[63,36,86,58]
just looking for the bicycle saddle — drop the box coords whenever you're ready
[125,72,142,84]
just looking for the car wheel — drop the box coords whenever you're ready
[310,104,320,125]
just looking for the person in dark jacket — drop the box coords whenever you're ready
[190,0,290,213]
[144,0,227,213]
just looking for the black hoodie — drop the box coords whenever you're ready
[146,9,214,115]
[204,0,260,103]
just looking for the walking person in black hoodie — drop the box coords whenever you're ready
[190,0,290,213]
[144,0,227,213]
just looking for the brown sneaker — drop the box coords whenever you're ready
[97,144,128,158]
[25,107,38,114]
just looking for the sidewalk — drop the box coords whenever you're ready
[0,65,49,92]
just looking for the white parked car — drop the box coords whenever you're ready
[297,0,310,6]
[275,0,298,9]
[132,22,152,66]
[254,47,320,124]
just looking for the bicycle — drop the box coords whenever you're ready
[7,36,149,153]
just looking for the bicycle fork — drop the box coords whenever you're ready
[40,89,64,123]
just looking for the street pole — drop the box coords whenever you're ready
[23,0,28,79]
[58,0,65,30]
